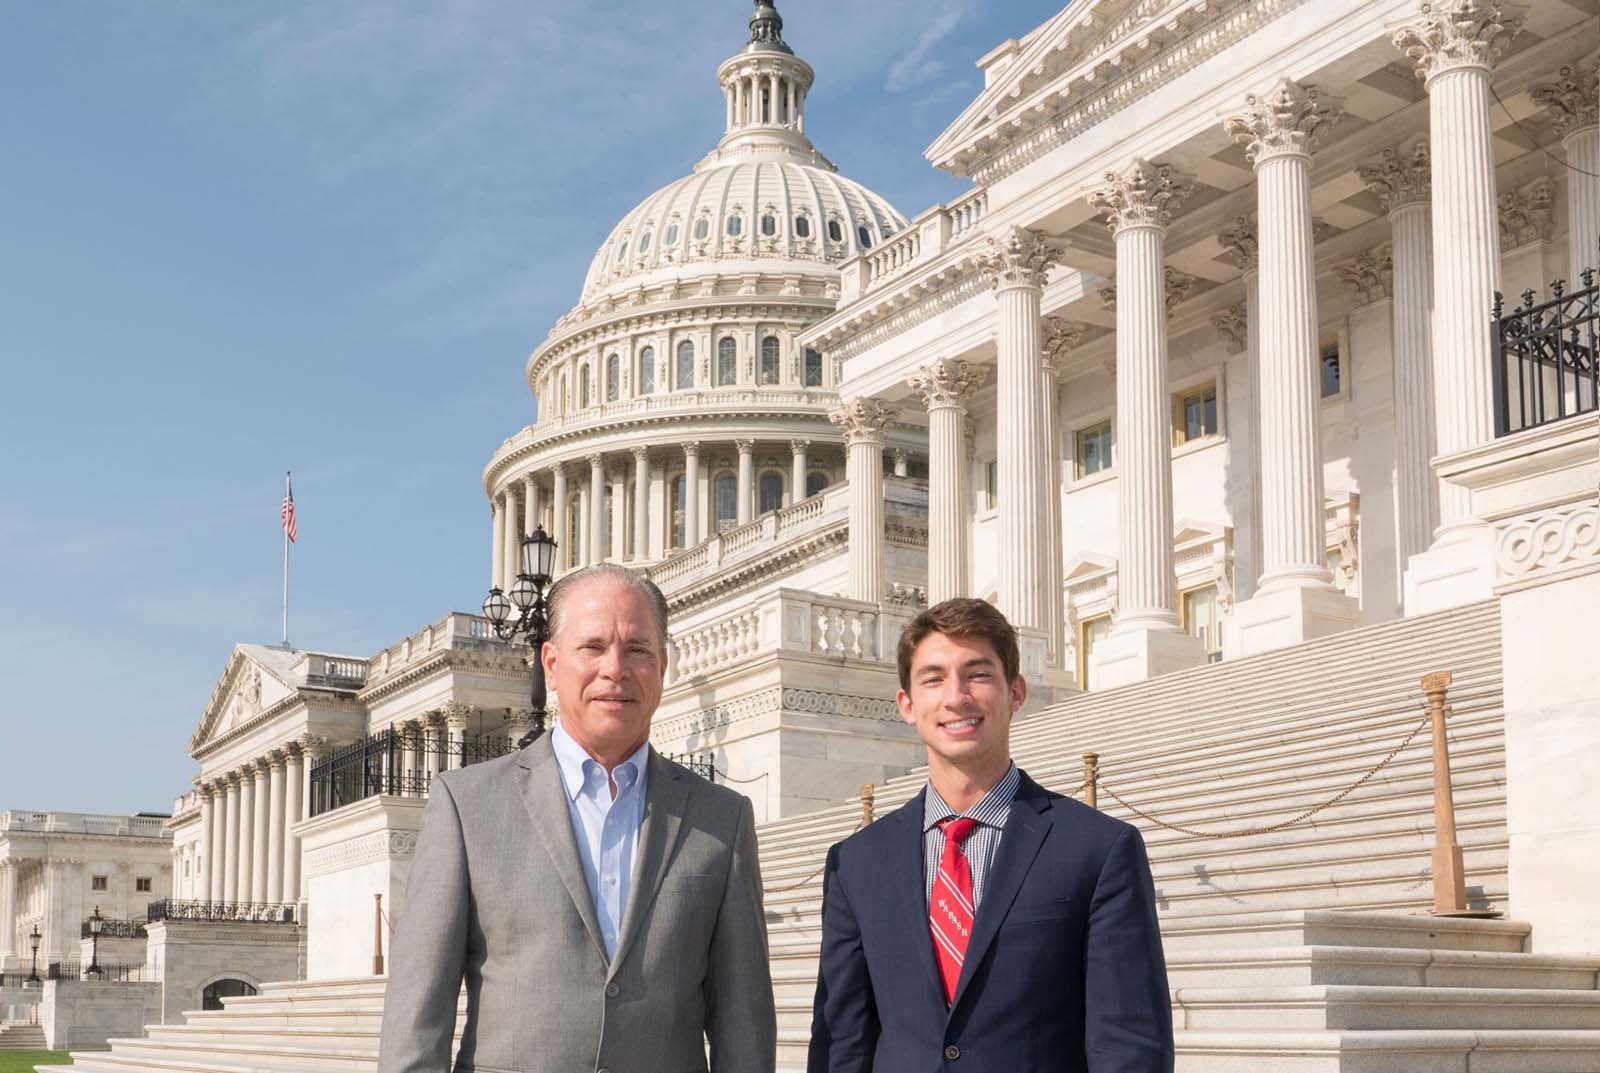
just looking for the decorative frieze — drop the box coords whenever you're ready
[1211,303,1248,353]
[1497,503,1600,582]
[303,830,419,880]
[1498,178,1555,248]
[1357,140,1432,213]
[1087,159,1194,233]
[1335,246,1395,305]
[1223,79,1343,165]
[1392,0,1523,83]
[977,226,1064,290]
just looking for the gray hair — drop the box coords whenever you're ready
[545,563,670,655]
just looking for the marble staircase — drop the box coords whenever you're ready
[0,1023,46,1049]
[47,601,1600,1072]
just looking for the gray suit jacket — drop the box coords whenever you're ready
[377,735,776,1073]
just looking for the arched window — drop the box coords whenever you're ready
[639,346,655,394]
[203,978,258,1011]
[759,472,784,514]
[615,239,629,263]
[759,336,780,385]
[794,215,811,238]
[857,225,873,249]
[638,231,652,253]
[665,222,680,246]
[693,217,710,241]
[713,473,738,531]
[558,372,568,414]
[677,341,695,389]
[579,365,591,408]
[726,214,743,237]
[803,347,824,387]
[827,218,843,242]
[565,495,581,560]
[806,472,829,497]
[718,337,738,386]
[670,475,686,549]
[760,214,777,237]
[605,354,620,402]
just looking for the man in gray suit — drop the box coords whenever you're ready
[378,564,776,1073]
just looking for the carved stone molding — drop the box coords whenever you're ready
[1357,140,1433,213]
[788,438,810,454]
[1499,178,1555,247]
[733,439,755,455]
[304,830,419,880]
[976,226,1064,290]
[682,441,701,459]
[907,359,981,411]
[829,398,897,445]
[1087,159,1194,233]
[1393,0,1522,82]
[1041,317,1088,374]
[1498,503,1600,581]
[1223,79,1343,165]
[651,685,901,742]
[1097,267,1195,313]
[443,701,473,731]
[1216,215,1259,271]
[1335,246,1395,305]
[1530,59,1600,138]
[1212,303,1249,353]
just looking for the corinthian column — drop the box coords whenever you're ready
[523,474,541,540]
[490,495,505,591]
[683,443,701,546]
[550,463,569,572]
[587,454,606,565]
[444,702,472,771]
[222,773,241,903]
[1,862,17,960]
[1042,318,1085,665]
[909,360,981,604]
[1085,162,1206,684]
[196,785,215,907]
[265,753,286,904]
[250,760,270,903]
[1217,217,1263,600]
[735,440,755,525]
[1359,140,1438,575]
[209,780,227,902]
[283,744,305,904]
[502,486,521,589]
[1530,59,1600,283]
[831,399,895,602]
[790,440,809,502]
[632,447,650,561]
[977,227,1061,633]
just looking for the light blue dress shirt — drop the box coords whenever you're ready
[549,720,650,960]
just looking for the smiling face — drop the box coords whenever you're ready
[541,574,665,764]
[896,630,1025,782]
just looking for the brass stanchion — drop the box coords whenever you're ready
[373,894,386,975]
[1424,672,1483,916]
[1083,752,1099,809]
[860,784,875,826]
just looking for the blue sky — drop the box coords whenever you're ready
[0,0,1065,814]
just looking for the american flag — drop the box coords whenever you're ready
[281,474,298,544]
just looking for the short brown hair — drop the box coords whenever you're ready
[896,598,1019,691]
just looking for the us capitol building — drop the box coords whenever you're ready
[5,0,1599,1066]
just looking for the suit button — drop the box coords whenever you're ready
[605,982,619,998]
[944,1044,961,1060]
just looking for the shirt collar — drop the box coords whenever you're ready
[923,762,1020,833]
[550,720,651,802]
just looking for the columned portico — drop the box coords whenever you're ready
[978,227,1060,634]
[209,780,227,902]
[831,398,895,603]
[909,359,980,604]
[1223,81,1359,656]
[1530,59,1599,286]
[1086,162,1206,685]
[1394,0,1521,612]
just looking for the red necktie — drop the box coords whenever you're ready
[929,816,978,1005]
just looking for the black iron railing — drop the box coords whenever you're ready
[309,726,517,818]
[664,752,717,782]
[145,899,298,925]
[1493,264,1599,436]
[81,918,146,940]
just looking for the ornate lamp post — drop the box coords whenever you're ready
[26,925,40,987]
[86,905,104,979]
[482,524,559,746]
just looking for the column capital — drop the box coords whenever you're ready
[682,441,701,459]
[1223,79,1343,166]
[503,708,535,735]
[443,701,473,731]
[733,439,755,455]
[1042,317,1088,376]
[522,470,538,487]
[630,445,650,462]
[549,460,567,479]
[908,359,981,412]
[1393,0,1522,84]
[1087,159,1194,233]
[586,452,605,472]
[788,438,811,453]
[1216,215,1259,271]
[1530,59,1599,138]
[297,734,330,762]
[977,226,1064,291]
[252,756,273,775]
[266,750,288,772]
[1357,140,1432,212]
[829,398,897,445]
[1499,177,1555,248]
[1211,303,1248,353]
[1335,245,1395,305]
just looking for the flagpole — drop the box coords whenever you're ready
[282,471,291,649]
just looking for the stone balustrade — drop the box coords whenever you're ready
[497,387,840,455]
[368,613,502,684]
[839,186,990,302]
[0,812,168,839]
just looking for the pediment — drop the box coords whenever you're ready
[1064,551,1118,582]
[1173,519,1231,548]
[188,647,298,754]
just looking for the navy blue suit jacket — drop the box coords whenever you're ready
[807,769,1173,1073]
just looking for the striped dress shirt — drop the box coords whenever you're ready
[922,763,1021,909]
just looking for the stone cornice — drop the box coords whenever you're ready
[805,256,990,360]
[664,521,850,613]
[357,648,530,707]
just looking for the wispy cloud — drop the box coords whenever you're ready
[885,6,968,94]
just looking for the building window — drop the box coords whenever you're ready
[760,336,781,385]
[713,473,738,530]
[136,876,153,893]
[984,460,999,510]
[795,215,811,238]
[1174,383,1218,445]
[693,217,710,241]
[665,223,680,246]
[759,472,784,514]
[566,496,581,558]
[579,365,591,408]
[677,341,695,389]
[638,230,652,253]
[1182,585,1224,663]
[670,476,686,549]
[726,214,743,237]
[183,860,191,877]
[857,225,873,248]
[1078,613,1114,690]
[827,218,843,242]
[639,346,655,394]
[92,875,108,892]
[605,354,621,402]
[718,337,738,386]
[1075,421,1114,479]
[1320,338,1342,398]
[614,239,628,264]
[760,214,777,237]
[803,347,823,387]
[806,472,829,497]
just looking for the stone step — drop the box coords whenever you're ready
[1169,984,1600,1031]
[1170,1029,1600,1073]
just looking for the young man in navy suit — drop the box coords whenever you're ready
[808,598,1173,1072]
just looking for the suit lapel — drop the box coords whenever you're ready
[515,736,607,960]
[607,748,688,979]
[948,773,1052,1013]
[887,788,944,1004]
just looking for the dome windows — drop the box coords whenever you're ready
[718,337,738,386]
[803,347,823,387]
[794,215,811,239]
[676,340,695,389]
[638,231,652,253]
[665,222,680,246]
[827,218,843,243]
[579,364,592,408]
[640,346,656,394]
[760,213,777,237]
[694,218,711,241]
[759,336,780,385]
[857,225,873,249]
[615,239,629,264]
[605,353,621,402]
[726,214,743,237]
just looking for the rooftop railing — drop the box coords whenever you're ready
[0,811,168,838]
